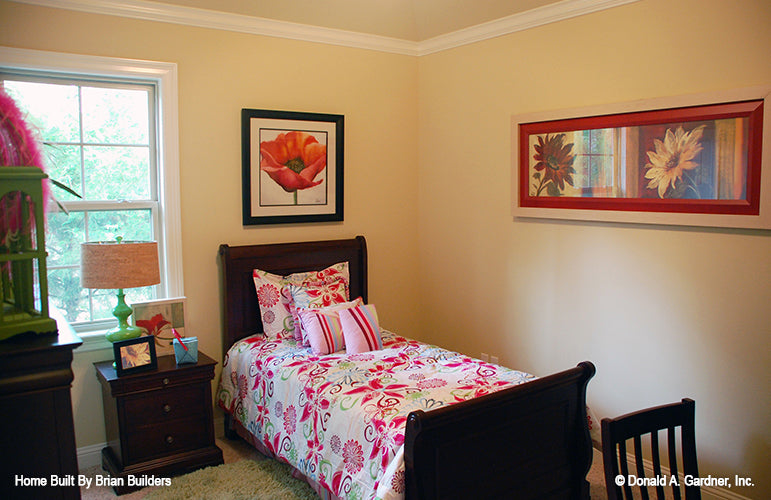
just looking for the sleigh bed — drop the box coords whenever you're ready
[217,236,595,499]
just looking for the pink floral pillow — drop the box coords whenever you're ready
[288,281,353,344]
[252,262,349,339]
[340,304,383,354]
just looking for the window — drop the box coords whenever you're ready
[574,128,617,195]
[0,48,182,338]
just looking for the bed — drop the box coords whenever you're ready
[217,236,595,499]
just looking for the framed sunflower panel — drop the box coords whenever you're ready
[512,86,771,229]
[242,108,344,225]
[113,335,157,377]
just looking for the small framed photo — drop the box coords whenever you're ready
[113,336,157,377]
[132,297,188,356]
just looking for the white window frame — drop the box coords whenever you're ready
[0,47,183,349]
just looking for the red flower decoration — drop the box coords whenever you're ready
[136,313,170,337]
[256,283,280,307]
[531,133,576,195]
[260,131,327,192]
[342,439,364,475]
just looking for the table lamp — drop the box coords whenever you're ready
[80,238,160,342]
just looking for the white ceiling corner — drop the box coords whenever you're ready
[11,0,640,56]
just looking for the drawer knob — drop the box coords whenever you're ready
[163,378,170,385]
[166,435,174,444]
[163,404,171,413]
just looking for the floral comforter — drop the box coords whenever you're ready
[216,331,537,500]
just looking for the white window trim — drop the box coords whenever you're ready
[0,46,183,350]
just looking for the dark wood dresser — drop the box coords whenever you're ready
[94,352,223,495]
[0,326,82,500]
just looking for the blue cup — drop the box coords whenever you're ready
[173,337,198,365]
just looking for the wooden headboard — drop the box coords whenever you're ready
[218,236,368,353]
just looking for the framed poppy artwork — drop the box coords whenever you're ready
[113,335,157,377]
[132,297,187,356]
[242,108,344,225]
[512,86,771,229]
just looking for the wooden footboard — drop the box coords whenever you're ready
[404,361,595,500]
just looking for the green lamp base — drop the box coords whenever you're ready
[105,289,143,343]
[105,324,144,343]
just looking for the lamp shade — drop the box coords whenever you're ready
[81,240,160,290]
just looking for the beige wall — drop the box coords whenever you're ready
[0,0,421,457]
[416,0,770,497]
[2,0,770,497]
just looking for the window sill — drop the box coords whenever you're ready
[75,332,114,353]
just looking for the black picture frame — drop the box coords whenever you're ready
[242,108,344,225]
[113,336,157,376]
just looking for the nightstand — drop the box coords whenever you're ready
[94,351,223,495]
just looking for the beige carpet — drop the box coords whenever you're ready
[80,438,610,499]
[143,459,317,500]
[79,437,309,500]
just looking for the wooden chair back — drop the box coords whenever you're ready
[601,398,700,500]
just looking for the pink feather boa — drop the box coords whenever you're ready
[1,88,51,242]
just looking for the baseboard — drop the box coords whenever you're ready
[703,486,754,500]
[77,443,104,471]
[213,415,225,439]
[78,416,227,472]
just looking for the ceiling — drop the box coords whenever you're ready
[149,0,561,41]
[12,0,636,55]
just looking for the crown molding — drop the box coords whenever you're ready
[11,0,639,56]
[417,0,640,56]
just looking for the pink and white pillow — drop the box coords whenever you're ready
[289,281,351,343]
[340,304,382,354]
[252,262,349,339]
[298,300,362,354]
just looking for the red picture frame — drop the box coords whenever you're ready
[512,87,771,229]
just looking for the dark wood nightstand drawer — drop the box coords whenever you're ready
[123,384,207,432]
[95,352,223,494]
[105,356,215,396]
[124,415,209,463]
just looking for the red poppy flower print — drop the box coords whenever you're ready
[260,131,327,192]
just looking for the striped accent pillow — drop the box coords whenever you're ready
[289,281,351,345]
[340,304,383,354]
[299,308,345,355]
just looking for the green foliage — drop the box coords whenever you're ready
[4,78,157,325]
